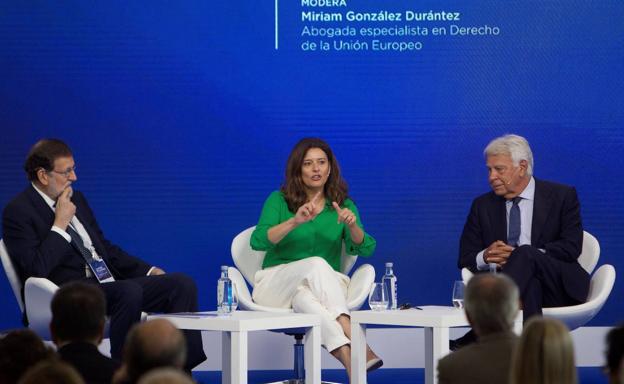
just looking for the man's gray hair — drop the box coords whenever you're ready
[484,134,534,176]
[464,274,519,335]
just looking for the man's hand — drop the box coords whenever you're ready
[149,267,166,276]
[53,187,76,230]
[484,240,514,266]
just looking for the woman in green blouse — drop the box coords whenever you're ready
[250,138,381,377]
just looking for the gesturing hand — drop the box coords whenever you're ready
[294,191,323,224]
[54,187,76,230]
[332,201,357,227]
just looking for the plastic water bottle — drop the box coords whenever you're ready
[217,265,234,315]
[382,262,398,310]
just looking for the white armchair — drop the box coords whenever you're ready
[461,231,616,330]
[0,238,145,342]
[229,226,375,381]
[0,239,57,339]
[230,226,375,313]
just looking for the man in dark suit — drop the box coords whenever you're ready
[459,134,590,321]
[2,139,206,369]
[438,274,519,384]
[51,281,120,384]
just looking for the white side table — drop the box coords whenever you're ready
[148,311,322,384]
[350,306,522,384]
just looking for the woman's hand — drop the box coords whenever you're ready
[294,191,323,224]
[332,202,357,227]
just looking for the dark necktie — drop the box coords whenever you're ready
[65,224,96,263]
[508,197,522,246]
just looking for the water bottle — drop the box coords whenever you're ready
[382,262,398,310]
[217,265,233,315]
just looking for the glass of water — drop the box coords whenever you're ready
[452,280,465,309]
[369,282,389,311]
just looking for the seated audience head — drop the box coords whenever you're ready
[50,281,107,346]
[24,138,76,200]
[464,273,519,337]
[136,368,194,384]
[606,323,624,384]
[18,360,84,384]
[0,329,55,383]
[511,317,577,384]
[123,319,187,383]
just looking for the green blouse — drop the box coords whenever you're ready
[250,191,376,271]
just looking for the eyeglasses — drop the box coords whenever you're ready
[48,166,76,178]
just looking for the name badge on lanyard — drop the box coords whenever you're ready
[87,246,115,283]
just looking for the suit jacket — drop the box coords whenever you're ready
[438,331,517,384]
[58,341,121,384]
[458,178,589,302]
[2,185,151,288]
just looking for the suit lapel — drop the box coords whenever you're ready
[531,179,551,246]
[25,186,56,225]
[489,194,508,242]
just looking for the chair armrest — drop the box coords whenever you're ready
[543,264,615,330]
[228,267,291,313]
[24,277,59,339]
[347,263,375,310]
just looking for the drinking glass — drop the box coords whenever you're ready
[452,280,465,309]
[369,282,389,311]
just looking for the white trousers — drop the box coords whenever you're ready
[252,257,351,352]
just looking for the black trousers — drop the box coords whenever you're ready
[502,245,581,321]
[97,272,206,370]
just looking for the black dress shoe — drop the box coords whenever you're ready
[449,329,477,351]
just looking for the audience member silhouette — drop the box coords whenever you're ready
[510,317,577,384]
[18,360,84,384]
[438,274,519,384]
[137,368,195,384]
[51,281,120,384]
[0,328,55,384]
[114,319,188,384]
[605,323,624,384]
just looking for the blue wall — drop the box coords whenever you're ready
[0,1,622,330]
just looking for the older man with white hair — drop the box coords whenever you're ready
[458,134,589,323]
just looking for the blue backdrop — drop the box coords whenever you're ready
[0,0,622,330]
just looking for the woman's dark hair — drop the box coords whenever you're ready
[280,138,348,213]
